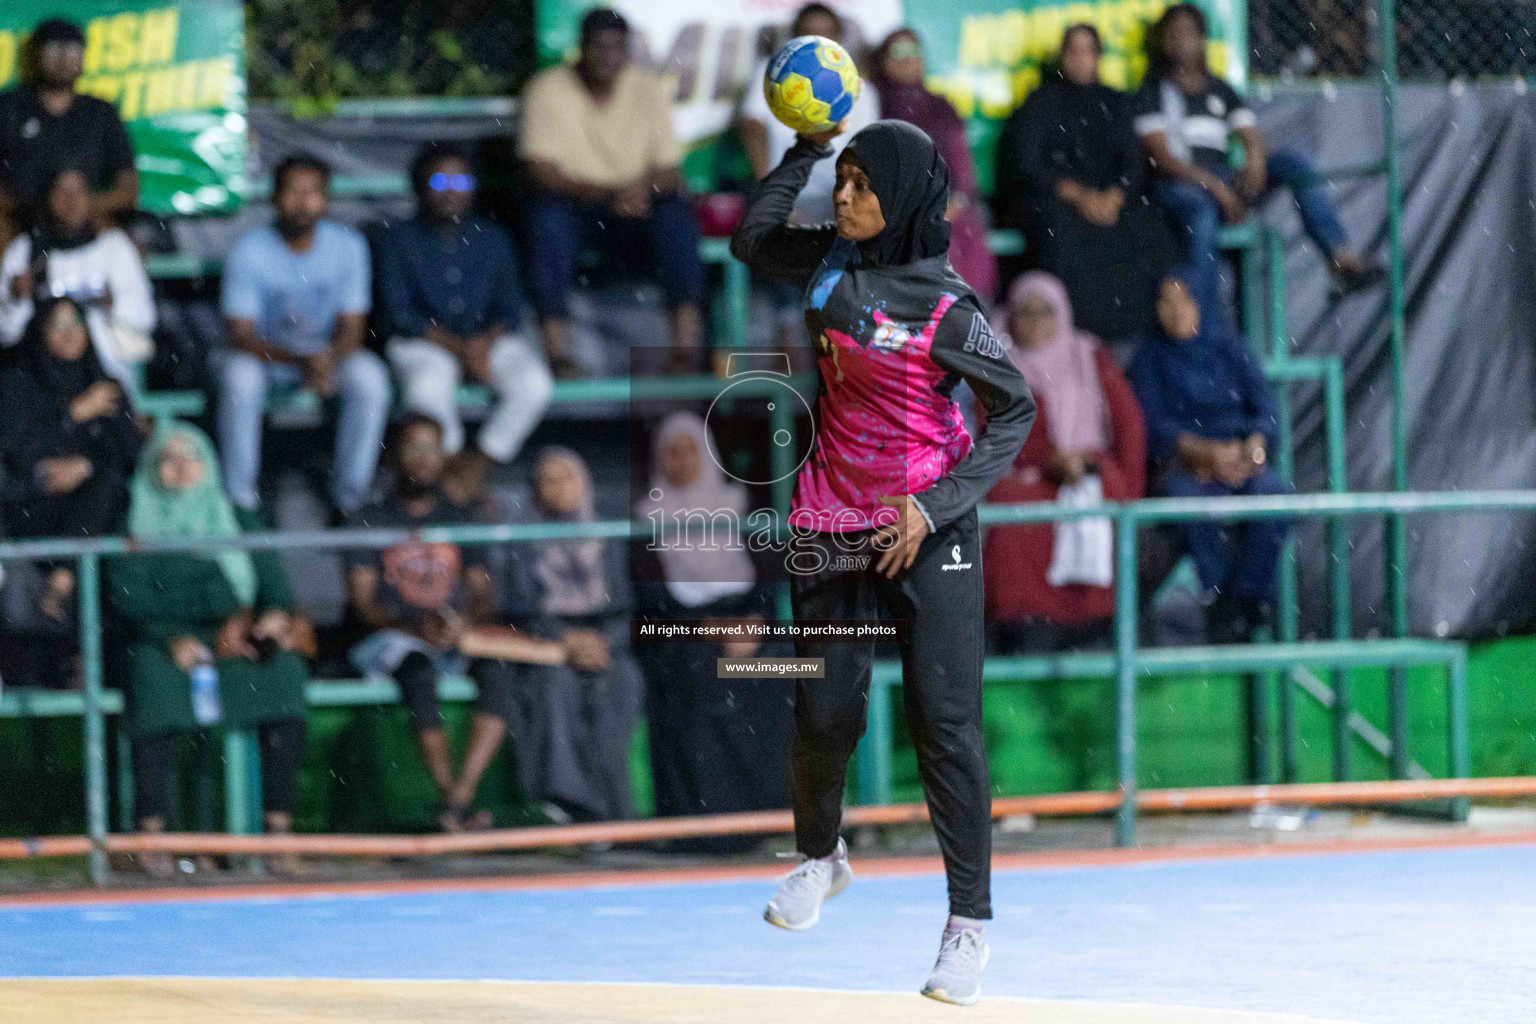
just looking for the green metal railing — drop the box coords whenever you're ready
[5,487,1527,882]
[5,216,1371,883]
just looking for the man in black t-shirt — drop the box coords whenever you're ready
[0,19,138,242]
[1134,4,1380,315]
[343,412,519,832]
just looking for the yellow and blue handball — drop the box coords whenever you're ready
[764,35,862,135]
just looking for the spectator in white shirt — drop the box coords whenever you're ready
[1,167,154,393]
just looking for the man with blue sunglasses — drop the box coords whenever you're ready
[379,141,553,503]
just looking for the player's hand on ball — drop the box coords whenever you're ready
[874,494,929,578]
[801,117,849,149]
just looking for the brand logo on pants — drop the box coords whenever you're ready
[941,543,972,571]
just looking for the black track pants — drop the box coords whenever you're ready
[788,507,991,919]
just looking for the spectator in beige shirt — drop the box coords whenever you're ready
[520,8,705,378]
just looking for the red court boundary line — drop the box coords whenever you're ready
[3,830,1533,909]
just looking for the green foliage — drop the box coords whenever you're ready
[245,0,534,114]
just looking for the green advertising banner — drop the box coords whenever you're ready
[0,0,246,216]
[535,0,1242,194]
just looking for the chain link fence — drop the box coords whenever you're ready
[1252,0,1536,80]
[246,2,1536,103]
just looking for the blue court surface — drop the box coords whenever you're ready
[3,840,1534,1023]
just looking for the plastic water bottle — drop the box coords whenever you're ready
[189,662,223,726]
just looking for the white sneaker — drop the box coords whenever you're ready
[763,837,852,931]
[921,925,990,1006]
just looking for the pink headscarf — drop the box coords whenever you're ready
[1005,272,1108,453]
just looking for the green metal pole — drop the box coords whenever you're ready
[223,730,262,835]
[1267,229,1298,783]
[1447,649,1470,823]
[772,390,797,624]
[1380,0,1411,781]
[770,393,796,527]
[858,678,894,806]
[1247,665,1273,784]
[115,729,135,833]
[1325,357,1352,782]
[79,553,108,885]
[1262,357,1291,782]
[1113,506,1139,846]
[1277,566,1298,782]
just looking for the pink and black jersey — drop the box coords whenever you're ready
[732,137,1035,534]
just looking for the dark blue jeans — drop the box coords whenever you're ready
[1156,150,1347,313]
[1159,466,1293,602]
[524,189,705,320]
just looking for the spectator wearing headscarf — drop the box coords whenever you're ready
[1,167,156,392]
[984,272,1145,652]
[870,28,997,301]
[0,296,140,626]
[499,446,641,824]
[107,424,312,876]
[993,24,1171,346]
[632,412,793,851]
[1128,272,1290,641]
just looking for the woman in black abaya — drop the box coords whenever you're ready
[993,24,1172,348]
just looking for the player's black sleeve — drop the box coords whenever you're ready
[911,299,1035,532]
[730,136,838,290]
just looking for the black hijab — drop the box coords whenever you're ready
[841,119,951,267]
[18,296,108,401]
